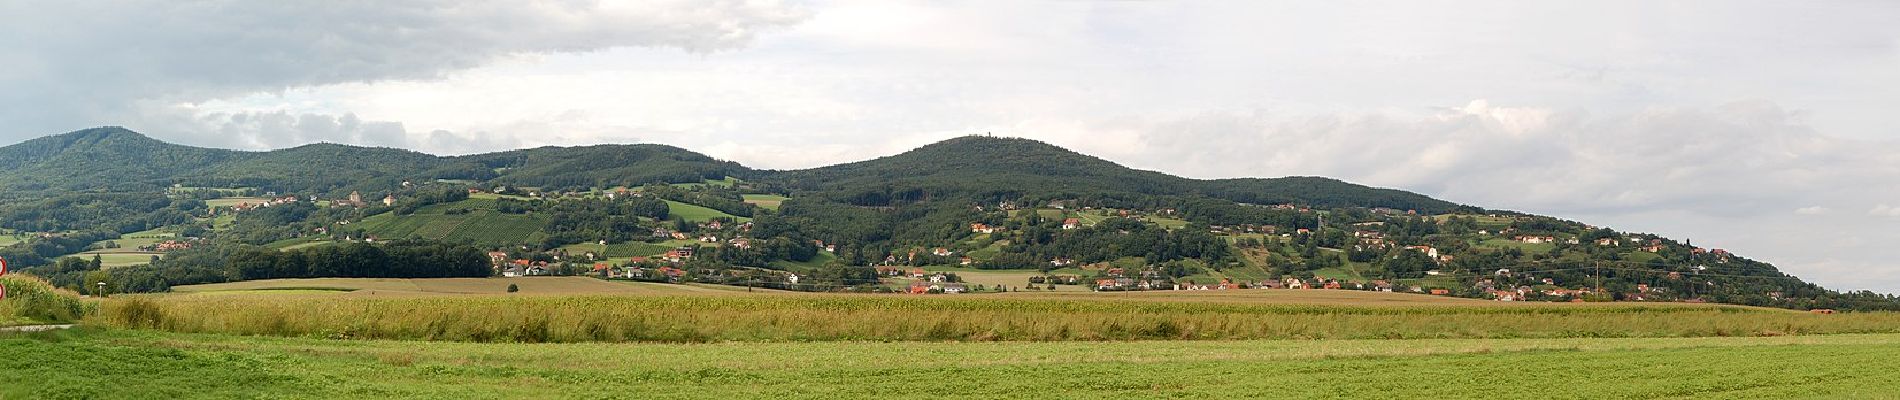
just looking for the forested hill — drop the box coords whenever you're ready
[769,136,1457,213]
[0,127,746,197]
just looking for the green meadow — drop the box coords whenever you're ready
[4,329,1899,399]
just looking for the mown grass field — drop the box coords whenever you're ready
[5,329,1900,399]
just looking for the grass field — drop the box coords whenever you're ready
[922,266,1091,292]
[768,251,837,271]
[354,199,549,244]
[666,200,750,223]
[742,194,788,210]
[73,252,161,268]
[203,197,272,208]
[6,329,1900,399]
[1480,238,1558,253]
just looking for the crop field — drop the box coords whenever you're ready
[92,285,1900,343]
[168,277,710,297]
[6,329,1900,399]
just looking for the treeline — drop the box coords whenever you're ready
[0,192,202,233]
[26,241,492,293]
[223,241,490,280]
[976,216,1230,270]
[0,231,120,268]
[537,196,672,247]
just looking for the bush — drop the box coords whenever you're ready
[1,275,92,324]
[507,284,520,293]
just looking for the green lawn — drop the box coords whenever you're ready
[6,329,1900,399]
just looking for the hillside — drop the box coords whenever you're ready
[0,127,1893,310]
[0,127,740,198]
[772,136,1456,213]
[456,144,749,190]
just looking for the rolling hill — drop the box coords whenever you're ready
[0,127,744,197]
[771,136,1457,213]
[2,127,1893,310]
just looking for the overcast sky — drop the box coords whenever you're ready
[3,0,1897,291]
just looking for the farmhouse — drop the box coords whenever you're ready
[1514,235,1556,244]
[970,223,1000,234]
[1061,218,1082,230]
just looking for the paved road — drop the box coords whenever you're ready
[0,324,74,333]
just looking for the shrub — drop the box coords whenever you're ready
[507,284,519,293]
[1,275,92,324]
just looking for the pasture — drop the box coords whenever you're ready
[6,329,1900,398]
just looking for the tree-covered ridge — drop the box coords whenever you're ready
[0,127,741,198]
[461,144,749,190]
[772,136,1456,213]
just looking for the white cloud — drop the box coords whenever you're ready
[1873,205,1900,218]
[4,1,1900,292]
[0,0,810,144]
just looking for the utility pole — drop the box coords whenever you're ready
[1594,261,1602,294]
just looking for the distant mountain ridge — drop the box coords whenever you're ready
[0,127,746,197]
[0,128,1452,214]
[774,136,1457,213]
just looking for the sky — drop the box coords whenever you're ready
[2,0,1897,291]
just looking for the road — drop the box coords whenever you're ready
[0,324,74,333]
